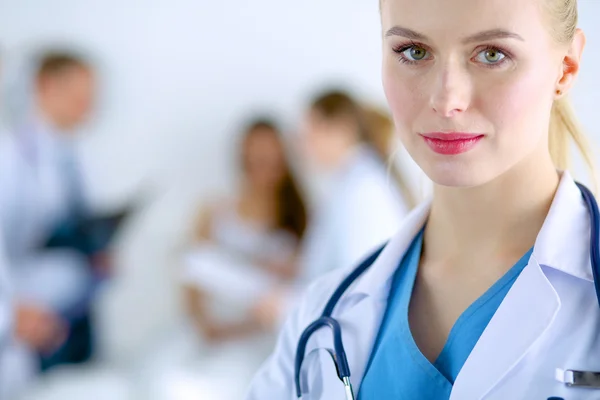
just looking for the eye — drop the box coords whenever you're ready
[402,45,428,61]
[474,48,506,65]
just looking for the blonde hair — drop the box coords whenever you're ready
[542,0,596,180]
[363,106,417,209]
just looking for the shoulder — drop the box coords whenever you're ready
[0,130,20,175]
[292,249,378,326]
[0,128,17,155]
[338,151,398,195]
[191,195,236,241]
[334,164,406,219]
[196,195,235,221]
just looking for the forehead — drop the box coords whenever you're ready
[381,0,547,43]
[68,66,94,82]
[247,128,280,144]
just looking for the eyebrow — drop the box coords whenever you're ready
[463,29,524,43]
[385,26,428,41]
[385,26,524,43]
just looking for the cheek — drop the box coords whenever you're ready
[480,69,554,143]
[302,133,317,157]
[305,131,329,159]
[382,60,427,140]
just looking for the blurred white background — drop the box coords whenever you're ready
[0,0,392,368]
[0,0,598,398]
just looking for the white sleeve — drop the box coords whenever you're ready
[296,211,335,284]
[245,294,308,399]
[0,136,15,338]
[336,178,407,272]
[0,135,16,363]
[0,232,12,352]
[0,135,18,239]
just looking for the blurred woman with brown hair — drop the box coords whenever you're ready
[143,117,308,400]
[182,118,307,342]
[252,89,415,329]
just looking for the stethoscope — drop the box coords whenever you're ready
[294,182,600,400]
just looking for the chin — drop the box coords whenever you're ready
[419,158,499,188]
[404,138,502,188]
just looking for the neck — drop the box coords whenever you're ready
[424,147,560,263]
[36,99,68,132]
[239,184,279,226]
[242,184,278,206]
[329,142,361,171]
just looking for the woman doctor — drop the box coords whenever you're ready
[245,0,599,399]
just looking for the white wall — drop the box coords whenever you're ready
[0,0,386,202]
[0,0,598,363]
[0,0,389,363]
[569,1,600,181]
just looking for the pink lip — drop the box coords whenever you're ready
[420,132,484,155]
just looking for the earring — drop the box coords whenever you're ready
[556,89,562,96]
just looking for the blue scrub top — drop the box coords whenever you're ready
[358,230,533,399]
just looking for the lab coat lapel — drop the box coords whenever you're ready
[451,257,561,399]
[302,294,384,399]
[336,294,386,394]
[314,202,432,397]
[451,172,591,398]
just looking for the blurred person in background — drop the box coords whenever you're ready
[183,118,307,342]
[252,89,416,329]
[0,51,107,398]
[0,48,5,128]
[0,48,15,400]
[296,89,415,281]
[0,242,10,400]
[143,118,308,400]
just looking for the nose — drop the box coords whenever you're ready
[429,59,472,118]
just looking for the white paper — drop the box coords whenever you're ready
[181,245,276,305]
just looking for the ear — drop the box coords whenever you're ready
[556,28,586,98]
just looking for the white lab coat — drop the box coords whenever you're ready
[0,229,12,362]
[0,226,10,333]
[0,119,91,309]
[298,146,409,284]
[0,237,18,400]
[0,119,91,398]
[246,171,600,399]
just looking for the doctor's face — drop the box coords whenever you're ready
[381,0,569,187]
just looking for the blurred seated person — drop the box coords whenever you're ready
[182,117,308,343]
[0,50,110,396]
[141,118,307,400]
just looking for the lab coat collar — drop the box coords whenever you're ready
[350,170,593,299]
[450,172,590,398]
[452,171,591,398]
[533,170,593,281]
[31,112,69,143]
[351,199,431,299]
[19,113,73,161]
